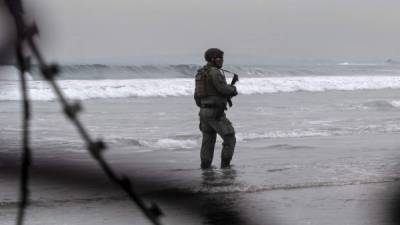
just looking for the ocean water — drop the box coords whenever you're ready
[1,62,400,225]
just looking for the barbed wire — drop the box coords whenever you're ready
[15,32,32,225]
[4,1,165,225]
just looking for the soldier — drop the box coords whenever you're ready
[194,48,238,169]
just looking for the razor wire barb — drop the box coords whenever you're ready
[4,1,165,225]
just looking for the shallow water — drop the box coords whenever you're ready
[1,87,400,224]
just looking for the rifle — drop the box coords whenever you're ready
[221,69,239,107]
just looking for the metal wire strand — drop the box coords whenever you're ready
[5,1,165,224]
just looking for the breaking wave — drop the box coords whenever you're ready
[106,122,400,151]
[390,100,400,108]
[142,138,198,150]
[347,99,400,110]
[337,62,383,66]
[107,137,199,150]
[236,130,330,141]
[17,63,400,80]
[3,76,400,101]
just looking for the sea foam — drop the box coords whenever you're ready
[3,76,400,101]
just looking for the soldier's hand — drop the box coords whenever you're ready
[231,86,238,97]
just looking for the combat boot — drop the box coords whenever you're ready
[201,162,212,169]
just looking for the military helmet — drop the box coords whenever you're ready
[204,48,224,62]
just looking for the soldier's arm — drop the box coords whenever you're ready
[194,92,201,107]
[209,69,237,96]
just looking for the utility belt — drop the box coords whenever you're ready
[201,103,227,110]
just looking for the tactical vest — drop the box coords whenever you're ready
[195,66,209,98]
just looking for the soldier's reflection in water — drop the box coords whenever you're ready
[201,168,238,187]
[200,168,245,225]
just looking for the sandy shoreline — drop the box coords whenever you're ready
[1,178,398,225]
[1,133,400,225]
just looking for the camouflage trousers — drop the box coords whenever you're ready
[199,108,236,168]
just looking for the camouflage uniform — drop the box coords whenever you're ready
[195,63,237,169]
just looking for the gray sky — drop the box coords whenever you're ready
[19,0,400,64]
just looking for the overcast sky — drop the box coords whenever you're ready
[10,0,400,64]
